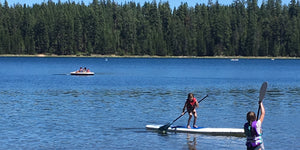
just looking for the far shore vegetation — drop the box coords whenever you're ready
[0,0,299,57]
[0,54,298,59]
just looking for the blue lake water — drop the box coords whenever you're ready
[0,57,299,149]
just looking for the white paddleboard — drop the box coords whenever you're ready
[146,124,245,137]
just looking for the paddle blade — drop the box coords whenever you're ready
[257,82,267,120]
[259,82,268,102]
[158,123,171,132]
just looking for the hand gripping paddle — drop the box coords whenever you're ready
[257,82,267,120]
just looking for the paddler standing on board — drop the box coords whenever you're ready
[244,101,265,150]
[182,93,199,129]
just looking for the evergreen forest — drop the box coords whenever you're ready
[0,0,300,57]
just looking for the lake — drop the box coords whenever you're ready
[0,57,299,149]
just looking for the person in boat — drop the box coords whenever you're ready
[182,93,199,129]
[76,67,83,73]
[86,68,90,72]
[244,102,265,150]
[79,67,83,72]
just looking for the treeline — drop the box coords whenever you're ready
[0,0,300,57]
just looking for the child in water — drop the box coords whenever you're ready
[182,93,199,129]
[244,102,265,150]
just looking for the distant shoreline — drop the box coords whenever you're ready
[0,54,299,59]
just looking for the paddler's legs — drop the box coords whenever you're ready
[193,110,197,128]
[187,112,193,129]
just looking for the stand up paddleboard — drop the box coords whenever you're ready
[146,124,245,137]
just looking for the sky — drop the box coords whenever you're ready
[1,0,293,8]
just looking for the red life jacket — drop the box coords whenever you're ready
[186,97,197,112]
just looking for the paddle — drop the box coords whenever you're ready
[158,94,209,133]
[257,82,268,121]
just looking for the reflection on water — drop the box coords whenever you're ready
[183,133,245,150]
[187,134,197,150]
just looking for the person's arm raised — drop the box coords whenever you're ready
[259,102,265,123]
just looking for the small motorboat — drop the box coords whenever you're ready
[230,58,239,62]
[70,71,94,75]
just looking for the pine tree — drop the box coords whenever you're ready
[245,0,259,56]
